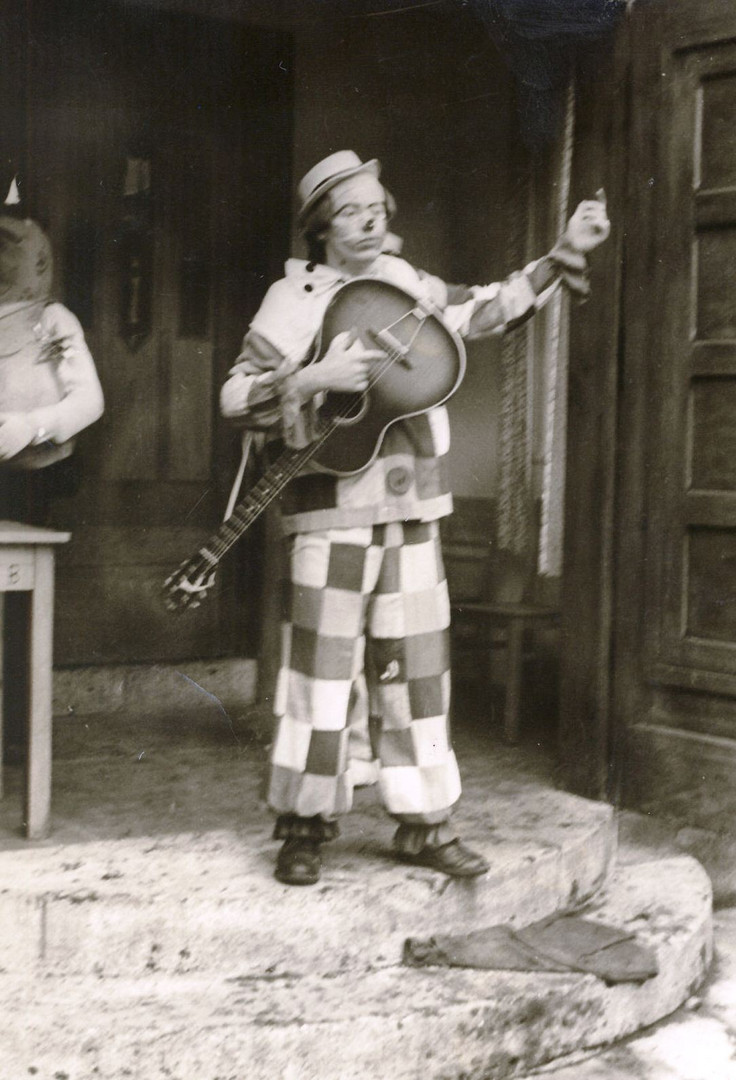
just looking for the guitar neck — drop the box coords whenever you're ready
[198,441,317,567]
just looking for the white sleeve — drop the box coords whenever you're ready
[26,303,104,443]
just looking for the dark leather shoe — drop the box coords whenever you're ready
[398,838,489,878]
[275,837,322,886]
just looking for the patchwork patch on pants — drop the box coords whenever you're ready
[269,521,461,822]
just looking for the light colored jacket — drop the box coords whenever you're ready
[220,255,545,534]
[0,300,104,469]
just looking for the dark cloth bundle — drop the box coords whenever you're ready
[403,912,659,987]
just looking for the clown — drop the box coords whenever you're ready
[221,151,610,886]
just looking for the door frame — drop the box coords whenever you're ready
[558,3,645,802]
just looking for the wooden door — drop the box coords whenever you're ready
[614,0,736,823]
[18,3,292,665]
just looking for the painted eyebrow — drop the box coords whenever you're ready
[333,201,386,213]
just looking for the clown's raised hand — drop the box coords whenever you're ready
[564,191,611,254]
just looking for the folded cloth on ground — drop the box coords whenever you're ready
[403,913,659,986]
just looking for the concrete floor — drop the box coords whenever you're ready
[487,698,736,1080]
[523,874,736,1080]
[1,682,734,1079]
[520,711,736,1079]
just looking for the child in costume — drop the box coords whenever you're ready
[0,183,103,521]
[0,181,104,761]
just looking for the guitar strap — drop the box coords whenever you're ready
[224,430,257,521]
[221,325,315,523]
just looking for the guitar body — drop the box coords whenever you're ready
[309,278,466,476]
[163,277,466,611]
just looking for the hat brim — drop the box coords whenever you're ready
[298,158,381,224]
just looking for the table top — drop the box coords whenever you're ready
[0,520,71,545]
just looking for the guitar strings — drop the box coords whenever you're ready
[172,301,458,601]
[194,340,411,567]
[169,342,410,599]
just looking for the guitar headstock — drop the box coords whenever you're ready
[162,557,216,613]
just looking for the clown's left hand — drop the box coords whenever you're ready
[563,195,611,254]
[0,413,36,460]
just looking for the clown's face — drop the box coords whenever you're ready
[323,174,388,277]
[0,216,53,305]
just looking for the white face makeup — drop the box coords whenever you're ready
[322,173,388,276]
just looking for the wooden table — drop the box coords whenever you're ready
[0,521,70,839]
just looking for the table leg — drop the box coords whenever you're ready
[25,551,54,840]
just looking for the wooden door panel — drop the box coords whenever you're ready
[54,526,221,664]
[22,4,293,665]
[56,563,221,664]
[690,379,736,489]
[699,72,736,189]
[687,528,736,641]
[646,35,736,687]
[101,340,161,482]
[159,131,214,483]
[165,344,213,482]
[695,230,736,339]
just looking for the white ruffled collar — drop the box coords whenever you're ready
[284,256,396,294]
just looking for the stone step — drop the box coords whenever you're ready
[0,745,615,980]
[2,857,712,1080]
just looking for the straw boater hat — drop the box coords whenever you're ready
[297,151,381,224]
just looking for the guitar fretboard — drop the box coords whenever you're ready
[196,393,372,569]
[203,443,314,563]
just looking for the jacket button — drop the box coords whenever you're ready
[304,284,313,292]
[386,466,412,495]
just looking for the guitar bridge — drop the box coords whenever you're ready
[369,329,413,368]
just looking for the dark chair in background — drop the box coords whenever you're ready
[445,538,560,744]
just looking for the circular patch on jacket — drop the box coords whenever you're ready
[386,465,413,495]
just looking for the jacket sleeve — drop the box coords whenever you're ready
[219,329,318,449]
[443,241,590,341]
[26,303,104,443]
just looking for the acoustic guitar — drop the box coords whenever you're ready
[163,276,466,611]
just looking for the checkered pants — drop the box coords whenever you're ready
[268,520,462,824]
